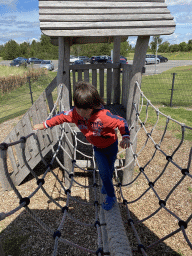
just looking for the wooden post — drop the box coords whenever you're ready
[57,37,72,188]
[123,36,150,185]
[57,37,71,110]
[113,36,121,104]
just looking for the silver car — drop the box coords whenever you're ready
[145,54,160,65]
[40,60,54,71]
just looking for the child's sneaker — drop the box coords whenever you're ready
[102,196,116,211]
[101,185,107,194]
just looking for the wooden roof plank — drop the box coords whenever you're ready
[42,26,175,37]
[40,13,173,22]
[39,1,167,8]
[40,20,175,30]
[39,0,165,2]
[39,8,170,15]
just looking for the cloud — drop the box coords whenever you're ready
[0,0,18,10]
[166,0,192,5]
[0,9,40,44]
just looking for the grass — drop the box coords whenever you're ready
[0,65,29,77]
[127,51,192,60]
[141,65,192,107]
[139,105,192,141]
[0,68,57,123]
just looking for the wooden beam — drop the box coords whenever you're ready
[42,26,175,37]
[123,35,150,186]
[113,36,121,104]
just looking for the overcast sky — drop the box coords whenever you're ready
[0,0,192,46]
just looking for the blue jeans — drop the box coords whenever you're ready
[93,140,118,197]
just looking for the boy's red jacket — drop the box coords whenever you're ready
[44,107,130,148]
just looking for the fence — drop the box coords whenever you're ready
[142,69,192,107]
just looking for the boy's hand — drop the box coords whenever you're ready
[33,123,45,130]
[120,137,131,149]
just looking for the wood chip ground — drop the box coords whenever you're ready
[0,116,191,256]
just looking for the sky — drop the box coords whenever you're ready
[0,0,192,47]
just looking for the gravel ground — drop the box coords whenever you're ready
[0,116,191,256]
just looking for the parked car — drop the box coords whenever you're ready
[73,60,84,65]
[78,56,90,63]
[10,59,27,67]
[40,60,54,71]
[157,55,168,62]
[27,57,43,64]
[15,57,28,62]
[120,55,127,61]
[70,56,79,64]
[90,55,109,64]
[120,58,128,72]
[145,54,160,65]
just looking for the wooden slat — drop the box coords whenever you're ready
[9,129,25,169]
[42,26,175,37]
[39,2,166,8]
[22,112,37,159]
[99,69,104,99]
[5,137,20,178]
[78,70,83,82]
[40,13,173,22]
[31,104,45,152]
[92,69,97,89]
[36,92,51,147]
[40,20,175,30]
[107,68,112,105]
[84,69,89,82]
[39,8,169,15]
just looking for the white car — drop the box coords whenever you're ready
[145,55,160,65]
[70,56,79,65]
[40,60,54,71]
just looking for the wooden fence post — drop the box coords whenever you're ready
[123,36,150,185]
[113,36,121,104]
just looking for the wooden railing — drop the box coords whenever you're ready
[69,63,132,109]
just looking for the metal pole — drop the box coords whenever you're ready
[27,76,33,105]
[170,73,176,107]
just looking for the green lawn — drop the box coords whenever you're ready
[127,51,192,60]
[141,65,192,107]
[0,70,57,123]
[0,65,29,77]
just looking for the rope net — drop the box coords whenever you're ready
[0,82,191,255]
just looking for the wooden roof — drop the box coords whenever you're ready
[39,0,176,45]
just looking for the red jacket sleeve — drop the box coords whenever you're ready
[43,109,74,128]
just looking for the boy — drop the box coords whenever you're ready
[34,81,130,211]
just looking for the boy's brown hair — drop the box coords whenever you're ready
[73,81,105,109]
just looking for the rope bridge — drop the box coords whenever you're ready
[0,83,191,255]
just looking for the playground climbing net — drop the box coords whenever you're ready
[0,82,191,255]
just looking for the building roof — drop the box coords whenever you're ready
[39,0,176,45]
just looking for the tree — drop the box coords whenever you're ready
[2,40,19,60]
[158,41,170,53]
[187,39,192,51]
[19,42,30,58]
[179,42,187,52]
[120,41,131,57]
[169,44,179,52]
[150,36,163,54]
